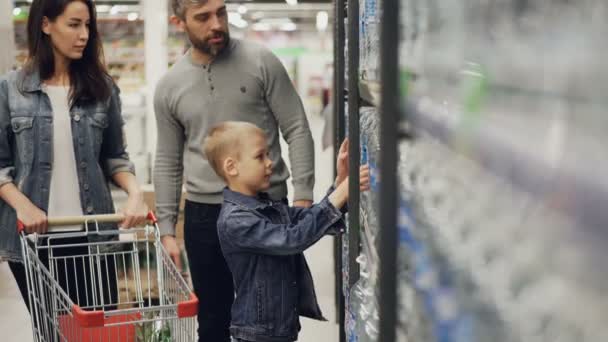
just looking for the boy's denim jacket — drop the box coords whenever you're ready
[218,187,346,342]
[0,69,134,262]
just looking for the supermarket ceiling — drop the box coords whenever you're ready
[13,0,331,4]
[12,0,332,32]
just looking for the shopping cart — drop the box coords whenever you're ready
[18,212,198,342]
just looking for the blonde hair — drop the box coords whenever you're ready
[203,121,265,181]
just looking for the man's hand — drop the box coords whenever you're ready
[335,139,349,187]
[293,200,313,208]
[161,235,183,272]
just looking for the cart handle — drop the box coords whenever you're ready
[17,211,158,233]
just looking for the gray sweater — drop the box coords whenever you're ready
[153,39,315,236]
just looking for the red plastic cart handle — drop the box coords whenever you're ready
[17,220,25,234]
[147,211,158,224]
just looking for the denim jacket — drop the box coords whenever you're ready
[0,69,135,262]
[217,187,345,342]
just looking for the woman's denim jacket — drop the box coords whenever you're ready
[217,187,345,342]
[0,69,135,262]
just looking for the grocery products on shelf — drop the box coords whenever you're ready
[343,1,608,341]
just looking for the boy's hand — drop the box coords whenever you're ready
[360,165,371,192]
[329,164,372,209]
[335,139,349,187]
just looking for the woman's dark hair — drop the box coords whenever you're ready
[24,0,111,105]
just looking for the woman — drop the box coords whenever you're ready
[0,0,148,309]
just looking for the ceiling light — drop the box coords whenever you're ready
[228,12,248,29]
[280,22,297,31]
[238,5,248,15]
[96,5,111,13]
[127,12,139,21]
[285,0,298,6]
[316,11,329,31]
[228,12,242,21]
[110,5,129,15]
[252,22,272,31]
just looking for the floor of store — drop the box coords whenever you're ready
[0,114,339,341]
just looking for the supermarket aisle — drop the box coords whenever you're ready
[0,114,339,341]
[286,114,340,342]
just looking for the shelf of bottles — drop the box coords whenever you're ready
[345,0,608,341]
[395,1,608,341]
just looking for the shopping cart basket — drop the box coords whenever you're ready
[18,212,198,342]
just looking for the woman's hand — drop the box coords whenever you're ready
[111,172,149,228]
[0,183,48,234]
[17,201,48,234]
[120,191,149,228]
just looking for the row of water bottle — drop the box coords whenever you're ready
[395,133,608,341]
[345,107,381,342]
[359,107,381,248]
[399,0,608,121]
[359,0,381,81]
[347,253,380,342]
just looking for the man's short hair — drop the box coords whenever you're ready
[171,0,209,20]
[203,121,265,181]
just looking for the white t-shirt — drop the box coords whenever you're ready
[43,85,83,231]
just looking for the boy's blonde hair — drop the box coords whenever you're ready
[203,121,265,181]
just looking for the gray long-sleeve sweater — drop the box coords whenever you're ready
[153,39,315,236]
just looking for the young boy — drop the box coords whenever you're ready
[203,121,369,342]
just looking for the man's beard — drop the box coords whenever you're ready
[186,29,230,57]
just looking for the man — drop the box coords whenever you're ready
[153,0,315,341]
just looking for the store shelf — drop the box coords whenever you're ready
[404,96,608,241]
[339,0,608,341]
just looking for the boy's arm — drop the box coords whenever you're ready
[323,184,347,235]
[327,184,349,214]
[287,184,347,223]
[222,197,345,255]
[287,180,349,221]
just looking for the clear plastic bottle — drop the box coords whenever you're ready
[346,286,359,342]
